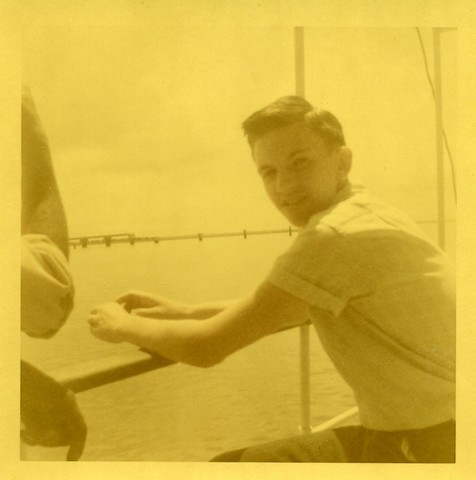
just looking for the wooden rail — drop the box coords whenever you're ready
[48,321,311,393]
[51,350,175,393]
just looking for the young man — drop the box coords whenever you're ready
[88,96,455,462]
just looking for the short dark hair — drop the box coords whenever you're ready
[242,96,345,151]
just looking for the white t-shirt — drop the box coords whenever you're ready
[21,234,74,338]
[267,183,455,431]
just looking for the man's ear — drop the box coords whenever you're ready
[337,146,352,180]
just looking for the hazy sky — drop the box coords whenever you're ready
[22,25,456,242]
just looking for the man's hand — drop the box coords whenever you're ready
[21,361,87,461]
[115,291,189,319]
[88,302,131,343]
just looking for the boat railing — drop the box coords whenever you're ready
[22,322,358,461]
[48,322,319,429]
[50,349,175,394]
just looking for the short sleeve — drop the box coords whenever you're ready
[266,227,368,317]
[21,234,74,337]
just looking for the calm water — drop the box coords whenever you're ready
[21,233,366,461]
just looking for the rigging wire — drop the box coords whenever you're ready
[68,220,455,248]
[69,227,299,247]
[415,27,457,202]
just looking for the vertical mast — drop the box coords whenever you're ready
[295,27,305,97]
[294,26,312,434]
[433,28,446,250]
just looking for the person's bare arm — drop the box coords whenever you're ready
[116,290,240,320]
[89,281,310,367]
[21,88,69,258]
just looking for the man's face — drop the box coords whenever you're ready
[253,122,350,227]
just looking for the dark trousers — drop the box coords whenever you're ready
[210,420,455,463]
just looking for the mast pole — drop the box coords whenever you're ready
[294,26,312,434]
[433,28,446,250]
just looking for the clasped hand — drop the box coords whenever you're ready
[115,290,189,319]
[89,292,189,343]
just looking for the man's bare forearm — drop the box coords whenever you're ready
[188,298,242,319]
[120,315,214,367]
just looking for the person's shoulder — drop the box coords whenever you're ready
[287,223,345,260]
[309,183,425,241]
[306,183,377,233]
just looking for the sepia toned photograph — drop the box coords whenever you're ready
[4,1,473,478]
